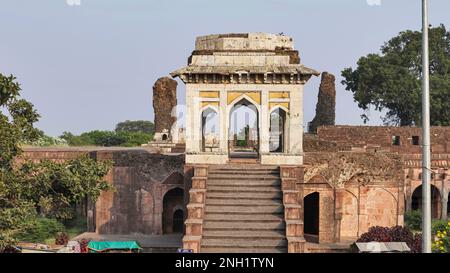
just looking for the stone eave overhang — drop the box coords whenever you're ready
[170,65,320,84]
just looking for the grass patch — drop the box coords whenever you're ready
[17,216,87,245]
[63,216,87,239]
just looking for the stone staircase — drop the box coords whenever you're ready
[182,164,305,253]
[200,165,288,253]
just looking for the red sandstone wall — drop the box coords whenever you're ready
[317,126,450,153]
[20,148,186,236]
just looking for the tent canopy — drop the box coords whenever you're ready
[87,241,142,252]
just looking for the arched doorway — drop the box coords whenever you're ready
[172,209,184,233]
[269,108,287,153]
[304,192,320,243]
[411,185,441,219]
[162,188,184,234]
[201,107,219,152]
[447,192,449,218]
[228,98,259,158]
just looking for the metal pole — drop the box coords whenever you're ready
[421,0,432,254]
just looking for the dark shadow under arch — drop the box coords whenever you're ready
[162,187,184,234]
[304,192,320,243]
[411,184,441,219]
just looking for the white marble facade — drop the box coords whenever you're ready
[171,33,319,165]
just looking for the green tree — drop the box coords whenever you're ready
[0,73,113,251]
[115,120,155,134]
[341,24,450,126]
[0,74,41,249]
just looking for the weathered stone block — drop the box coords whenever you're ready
[189,189,206,204]
[286,221,304,237]
[283,190,299,205]
[192,178,207,189]
[187,204,204,219]
[284,204,301,220]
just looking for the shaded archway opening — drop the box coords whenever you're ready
[411,185,441,219]
[162,188,184,234]
[304,192,320,243]
[172,209,184,234]
[269,108,287,153]
[201,108,219,152]
[447,192,449,217]
[228,98,259,158]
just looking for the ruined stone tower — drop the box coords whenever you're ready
[308,72,336,134]
[153,77,177,141]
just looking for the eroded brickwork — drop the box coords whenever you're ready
[153,77,177,140]
[308,72,336,134]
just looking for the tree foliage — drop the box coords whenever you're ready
[0,73,113,251]
[60,128,153,147]
[342,24,450,126]
[115,120,155,134]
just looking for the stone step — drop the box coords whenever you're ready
[207,185,281,193]
[203,230,285,239]
[201,247,287,253]
[208,174,280,180]
[205,213,283,222]
[207,191,282,199]
[201,238,288,248]
[205,205,283,214]
[206,179,281,186]
[227,158,260,164]
[205,198,282,206]
[209,170,279,175]
[203,221,285,230]
[210,163,280,170]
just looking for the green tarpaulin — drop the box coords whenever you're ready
[87,241,142,252]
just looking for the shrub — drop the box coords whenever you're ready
[432,221,450,253]
[404,210,422,231]
[55,232,69,245]
[432,220,448,234]
[16,217,65,243]
[355,226,421,253]
[79,239,90,253]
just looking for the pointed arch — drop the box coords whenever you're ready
[201,106,219,152]
[228,97,260,157]
[162,187,184,234]
[161,171,185,186]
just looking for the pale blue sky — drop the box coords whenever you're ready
[1,0,449,136]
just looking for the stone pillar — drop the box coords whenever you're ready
[289,85,303,155]
[260,89,270,154]
[441,188,448,221]
[185,85,201,153]
[334,188,345,243]
[219,88,228,153]
[405,179,412,212]
[87,196,95,232]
